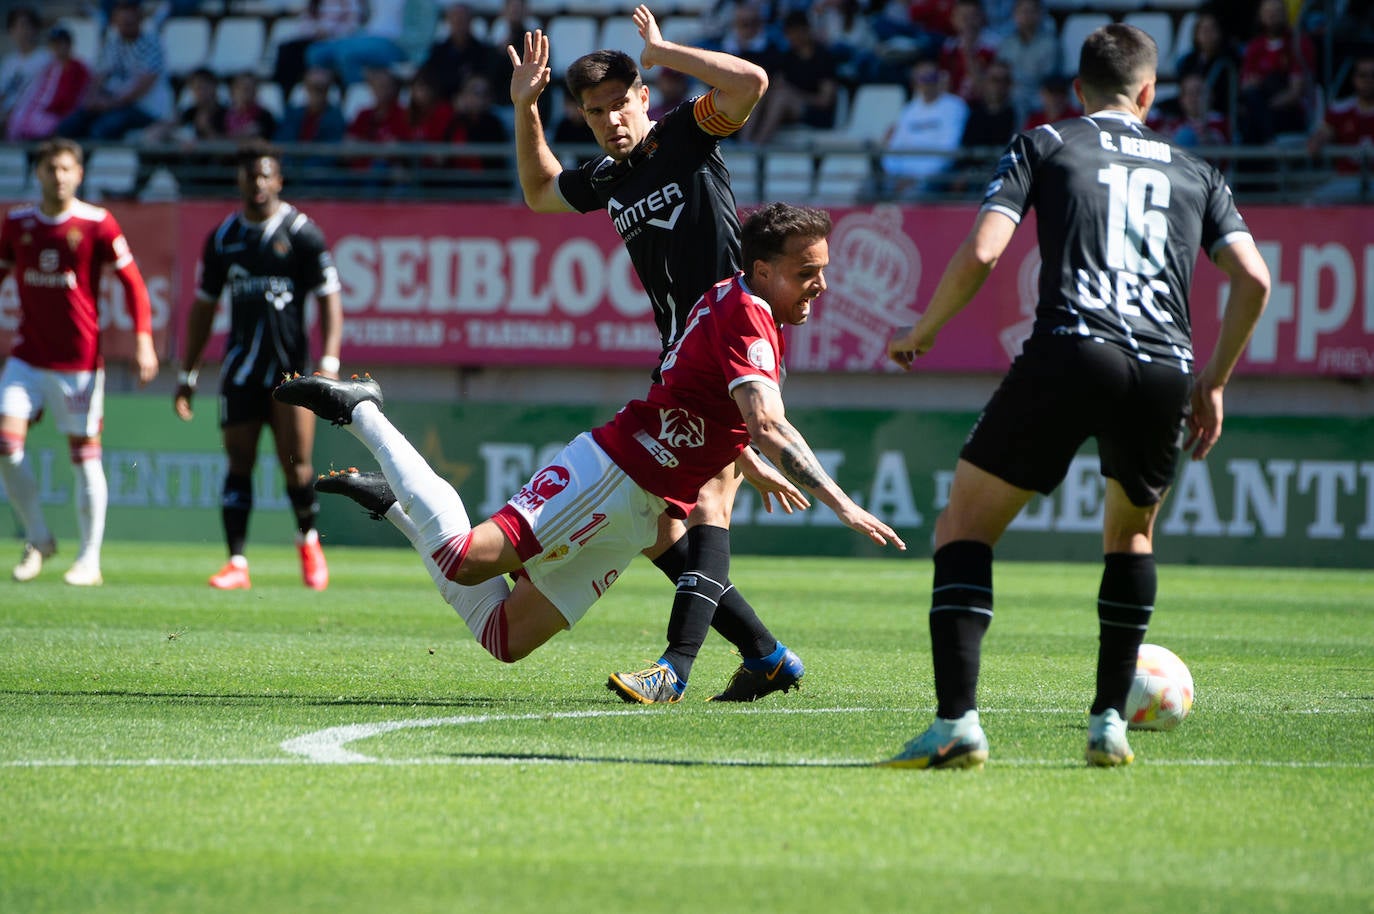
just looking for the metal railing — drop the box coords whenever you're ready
[2,139,1370,206]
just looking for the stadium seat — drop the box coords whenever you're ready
[659,16,704,46]
[264,16,308,69]
[1085,0,1143,10]
[664,0,714,12]
[0,147,31,198]
[161,17,212,79]
[599,18,643,57]
[835,83,906,144]
[763,151,815,201]
[208,17,268,77]
[1124,12,1175,77]
[83,147,140,200]
[815,151,874,204]
[1041,0,1086,11]
[257,81,285,118]
[57,17,102,67]
[723,147,760,203]
[546,16,599,76]
[1058,13,1111,74]
[1173,11,1198,67]
[342,82,375,122]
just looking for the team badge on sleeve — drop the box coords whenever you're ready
[747,339,776,372]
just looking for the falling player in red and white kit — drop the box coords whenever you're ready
[0,137,159,585]
[276,203,904,665]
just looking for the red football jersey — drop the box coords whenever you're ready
[593,273,785,518]
[0,200,142,371]
[1322,98,1374,173]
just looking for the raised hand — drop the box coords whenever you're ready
[507,29,551,107]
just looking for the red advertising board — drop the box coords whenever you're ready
[6,199,1370,377]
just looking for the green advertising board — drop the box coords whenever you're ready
[3,395,1371,569]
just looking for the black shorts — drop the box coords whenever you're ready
[960,335,1194,507]
[218,382,276,428]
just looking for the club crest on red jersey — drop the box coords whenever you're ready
[657,407,705,448]
[512,465,571,511]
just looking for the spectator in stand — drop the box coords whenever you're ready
[446,72,510,189]
[739,10,840,145]
[907,0,956,39]
[939,0,999,101]
[276,66,347,143]
[1019,72,1077,131]
[273,0,364,98]
[718,1,786,74]
[1175,13,1239,119]
[647,67,691,121]
[409,70,455,142]
[176,67,228,140]
[346,67,411,183]
[56,0,174,141]
[997,0,1058,124]
[348,67,411,141]
[6,27,90,143]
[0,7,51,136]
[1161,72,1230,149]
[810,0,881,85]
[306,0,411,87]
[1307,54,1374,202]
[418,2,497,100]
[1237,0,1315,143]
[881,54,968,199]
[486,0,538,50]
[959,57,1016,154]
[550,88,596,146]
[225,72,278,141]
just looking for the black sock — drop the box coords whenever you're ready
[222,473,253,557]
[1092,552,1156,716]
[286,484,319,536]
[653,531,776,661]
[929,540,994,719]
[660,525,732,682]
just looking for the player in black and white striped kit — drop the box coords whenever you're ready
[175,140,344,593]
[884,24,1271,769]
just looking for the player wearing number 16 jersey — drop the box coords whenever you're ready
[883,24,1270,770]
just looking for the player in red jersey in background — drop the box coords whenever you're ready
[0,137,158,585]
[276,203,903,664]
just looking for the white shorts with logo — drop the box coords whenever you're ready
[0,356,105,438]
[502,432,666,626]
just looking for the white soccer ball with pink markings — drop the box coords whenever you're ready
[1125,643,1195,731]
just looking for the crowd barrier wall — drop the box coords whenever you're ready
[4,397,1371,569]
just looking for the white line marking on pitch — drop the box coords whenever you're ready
[2,707,1371,769]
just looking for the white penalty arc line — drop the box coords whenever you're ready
[2,706,1372,769]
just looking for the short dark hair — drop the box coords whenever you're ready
[741,202,832,275]
[565,49,641,105]
[35,137,84,167]
[1078,24,1158,99]
[234,138,281,173]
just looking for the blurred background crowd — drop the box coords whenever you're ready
[1,0,1371,203]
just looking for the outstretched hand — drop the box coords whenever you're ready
[632,4,665,70]
[507,29,551,107]
[838,503,906,550]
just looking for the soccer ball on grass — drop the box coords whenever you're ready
[1125,643,1194,731]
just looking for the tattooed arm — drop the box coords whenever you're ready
[732,381,906,550]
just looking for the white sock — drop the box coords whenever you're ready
[346,403,510,651]
[347,401,471,552]
[0,447,52,547]
[72,456,106,565]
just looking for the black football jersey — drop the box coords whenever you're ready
[982,110,1252,370]
[558,96,742,352]
[198,203,340,389]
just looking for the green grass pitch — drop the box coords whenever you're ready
[2,542,1371,914]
